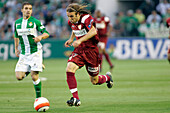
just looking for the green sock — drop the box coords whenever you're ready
[33,80,41,98]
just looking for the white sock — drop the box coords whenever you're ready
[33,78,40,85]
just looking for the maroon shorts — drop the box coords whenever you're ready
[99,36,108,45]
[68,47,100,76]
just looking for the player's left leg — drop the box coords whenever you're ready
[90,72,113,88]
[86,65,113,88]
[31,71,41,98]
[103,49,114,72]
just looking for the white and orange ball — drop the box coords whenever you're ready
[34,97,50,112]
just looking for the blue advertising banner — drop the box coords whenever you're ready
[0,38,169,60]
[107,38,170,59]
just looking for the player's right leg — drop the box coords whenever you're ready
[66,62,80,106]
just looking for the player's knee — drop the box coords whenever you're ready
[66,65,76,72]
[16,75,23,81]
[31,76,38,81]
[90,76,98,85]
[66,67,73,72]
[91,80,97,85]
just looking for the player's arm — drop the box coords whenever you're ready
[14,22,20,57]
[65,31,75,47]
[79,25,97,41]
[166,18,170,39]
[14,37,20,57]
[34,19,50,43]
[72,26,97,47]
[34,33,49,43]
[106,24,112,37]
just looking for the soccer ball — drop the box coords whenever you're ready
[34,97,50,112]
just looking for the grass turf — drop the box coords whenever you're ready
[0,59,170,113]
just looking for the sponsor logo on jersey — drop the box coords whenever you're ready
[29,22,33,26]
[88,66,99,72]
[73,29,87,37]
[17,28,35,36]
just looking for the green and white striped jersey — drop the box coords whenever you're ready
[14,16,49,55]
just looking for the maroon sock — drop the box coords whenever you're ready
[66,72,79,100]
[97,75,110,84]
[104,53,113,67]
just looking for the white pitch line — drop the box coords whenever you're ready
[0,77,47,84]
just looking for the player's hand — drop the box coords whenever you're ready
[72,40,81,48]
[106,32,111,37]
[65,39,73,47]
[33,36,42,43]
[15,49,20,57]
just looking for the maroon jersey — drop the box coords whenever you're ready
[68,14,99,48]
[94,16,110,38]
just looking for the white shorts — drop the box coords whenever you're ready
[15,50,43,72]
[98,42,105,50]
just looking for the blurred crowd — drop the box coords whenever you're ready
[0,0,170,41]
[0,0,96,40]
[112,0,170,38]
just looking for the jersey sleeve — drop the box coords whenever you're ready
[166,18,170,28]
[84,15,95,30]
[35,19,49,35]
[104,16,110,25]
[14,22,19,38]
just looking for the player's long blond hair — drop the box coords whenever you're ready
[66,3,91,15]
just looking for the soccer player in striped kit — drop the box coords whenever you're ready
[14,2,49,99]
[65,3,113,107]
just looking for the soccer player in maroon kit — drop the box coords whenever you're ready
[65,3,113,106]
[166,17,170,63]
[94,10,114,72]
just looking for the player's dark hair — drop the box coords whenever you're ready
[22,2,32,9]
[66,3,91,15]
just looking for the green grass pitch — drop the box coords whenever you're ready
[0,59,170,113]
